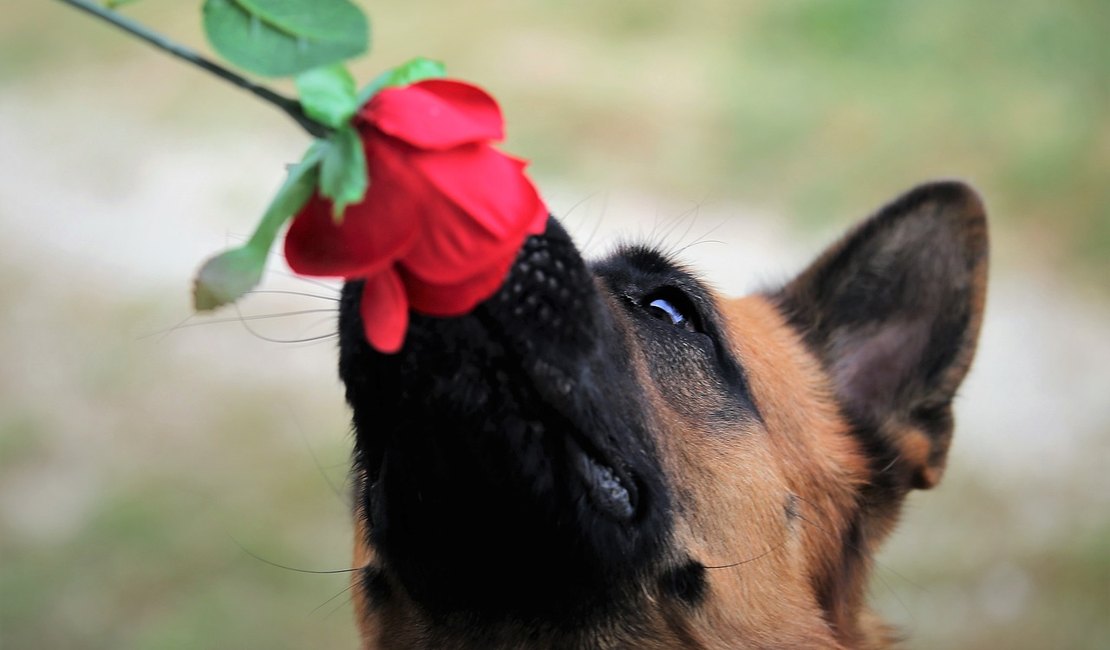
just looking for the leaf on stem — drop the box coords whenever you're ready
[202,0,369,77]
[193,143,325,311]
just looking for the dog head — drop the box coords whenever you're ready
[337,181,988,649]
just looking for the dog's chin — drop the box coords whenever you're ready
[338,219,671,622]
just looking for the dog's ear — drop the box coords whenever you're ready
[776,181,988,490]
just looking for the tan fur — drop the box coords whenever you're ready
[351,493,376,646]
[642,295,872,649]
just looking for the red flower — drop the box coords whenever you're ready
[283,80,548,353]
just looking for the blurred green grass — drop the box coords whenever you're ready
[2,1,1108,649]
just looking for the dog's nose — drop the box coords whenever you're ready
[486,217,604,355]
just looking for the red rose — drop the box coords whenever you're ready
[283,80,548,353]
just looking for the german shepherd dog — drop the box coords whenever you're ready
[337,181,989,649]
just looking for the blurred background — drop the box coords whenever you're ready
[2,1,1107,648]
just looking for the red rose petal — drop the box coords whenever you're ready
[360,268,409,354]
[399,145,547,284]
[363,80,504,150]
[422,150,543,240]
[284,141,422,278]
[402,251,516,316]
[527,199,550,234]
[283,78,551,353]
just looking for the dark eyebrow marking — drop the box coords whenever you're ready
[588,243,762,422]
[594,245,719,315]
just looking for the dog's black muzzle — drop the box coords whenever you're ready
[338,218,670,621]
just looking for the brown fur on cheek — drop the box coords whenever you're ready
[725,295,877,646]
[636,293,871,648]
[351,494,379,648]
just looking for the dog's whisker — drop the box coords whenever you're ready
[140,311,199,341]
[298,316,340,335]
[673,238,726,257]
[577,191,609,256]
[703,529,792,570]
[559,191,604,239]
[246,289,341,302]
[650,202,703,257]
[322,593,357,622]
[670,203,704,254]
[311,582,357,617]
[146,309,338,337]
[248,331,338,345]
[230,304,338,345]
[263,268,343,293]
[672,219,729,258]
[286,405,350,507]
[230,535,369,575]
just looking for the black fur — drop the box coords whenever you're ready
[339,219,680,626]
[658,560,709,607]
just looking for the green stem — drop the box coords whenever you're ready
[55,0,331,138]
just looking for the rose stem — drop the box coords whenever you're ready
[54,0,331,139]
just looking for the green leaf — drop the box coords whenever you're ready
[202,0,369,77]
[356,57,446,106]
[193,143,325,311]
[105,0,142,7]
[295,64,358,129]
[319,125,368,218]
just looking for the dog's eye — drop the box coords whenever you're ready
[644,295,698,333]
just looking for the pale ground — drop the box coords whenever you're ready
[2,63,1108,648]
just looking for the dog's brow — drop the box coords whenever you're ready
[594,245,715,307]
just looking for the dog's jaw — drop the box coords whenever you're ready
[338,218,672,629]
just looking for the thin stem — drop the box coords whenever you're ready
[55,0,331,138]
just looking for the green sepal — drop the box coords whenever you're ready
[318,125,368,219]
[356,57,446,106]
[295,64,358,129]
[193,142,325,311]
